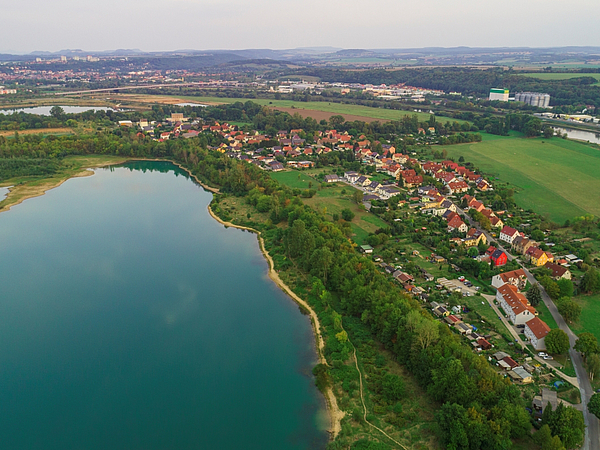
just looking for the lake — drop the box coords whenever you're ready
[554,126,600,145]
[0,106,118,115]
[0,161,327,450]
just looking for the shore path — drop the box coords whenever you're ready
[206,205,345,438]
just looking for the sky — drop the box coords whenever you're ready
[2,0,600,54]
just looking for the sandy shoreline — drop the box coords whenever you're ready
[0,159,128,215]
[206,205,344,438]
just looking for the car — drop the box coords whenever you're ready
[458,276,465,282]
[475,286,481,291]
[543,355,553,360]
[538,352,548,357]
[517,324,525,329]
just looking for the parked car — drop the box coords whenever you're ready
[543,355,553,360]
[458,276,465,282]
[517,324,525,329]
[538,352,548,357]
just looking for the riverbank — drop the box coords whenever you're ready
[206,204,344,438]
[0,156,129,215]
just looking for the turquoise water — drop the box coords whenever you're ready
[0,161,327,450]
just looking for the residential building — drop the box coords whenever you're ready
[490,248,508,267]
[525,317,551,350]
[496,284,536,325]
[324,174,341,183]
[491,269,528,290]
[544,262,571,280]
[499,226,520,244]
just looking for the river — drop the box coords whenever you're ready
[553,126,600,145]
[0,106,118,115]
[0,161,328,450]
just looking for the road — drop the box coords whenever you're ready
[459,206,599,450]
[521,267,599,450]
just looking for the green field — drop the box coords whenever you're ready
[441,133,600,223]
[179,95,466,124]
[572,294,600,341]
[270,170,318,189]
[520,73,600,84]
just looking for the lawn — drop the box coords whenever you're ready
[270,170,319,189]
[536,300,559,330]
[572,293,600,341]
[441,133,600,223]
[520,73,600,85]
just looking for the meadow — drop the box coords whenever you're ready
[271,170,387,244]
[441,133,600,224]
[572,293,600,341]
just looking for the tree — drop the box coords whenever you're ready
[540,275,561,300]
[381,373,405,402]
[467,246,479,257]
[588,353,600,381]
[581,267,600,294]
[50,106,65,120]
[341,208,355,222]
[574,332,599,359]
[534,425,566,450]
[527,283,542,307]
[353,189,364,204]
[557,297,581,323]
[546,403,585,449]
[545,329,570,354]
[556,278,574,298]
[589,393,600,420]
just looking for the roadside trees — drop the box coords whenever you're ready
[574,332,599,359]
[589,393,600,420]
[527,283,542,307]
[545,329,570,354]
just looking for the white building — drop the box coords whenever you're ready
[524,317,551,351]
[496,284,535,325]
[489,88,509,102]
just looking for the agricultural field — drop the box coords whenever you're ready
[174,95,467,124]
[441,132,600,224]
[520,73,600,84]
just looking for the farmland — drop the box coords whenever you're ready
[520,73,600,85]
[441,133,600,224]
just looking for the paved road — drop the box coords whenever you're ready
[459,206,599,450]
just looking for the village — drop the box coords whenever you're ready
[121,111,593,409]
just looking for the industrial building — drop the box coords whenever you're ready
[489,88,509,101]
[515,92,551,108]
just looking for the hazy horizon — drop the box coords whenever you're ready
[2,0,599,54]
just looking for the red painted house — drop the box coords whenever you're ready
[490,248,508,267]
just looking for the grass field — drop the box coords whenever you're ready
[176,95,468,124]
[572,293,600,341]
[520,73,600,85]
[441,133,600,223]
[270,170,319,189]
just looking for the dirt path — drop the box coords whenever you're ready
[0,127,73,137]
[206,205,344,438]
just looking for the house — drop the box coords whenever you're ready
[512,236,537,255]
[447,215,468,234]
[502,356,519,370]
[496,284,536,325]
[447,180,469,194]
[344,171,360,183]
[526,247,553,266]
[455,322,472,335]
[510,367,533,384]
[433,305,450,317]
[324,174,341,183]
[464,228,487,247]
[490,248,508,267]
[544,262,571,280]
[360,245,373,254]
[491,269,528,290]
[445,315,462,325]
[477,338,492,350]
[396,272,415,284]
[499,226,520,244]
[355,176,371,187]
[525,317,551,350]
[268,162,285,172]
